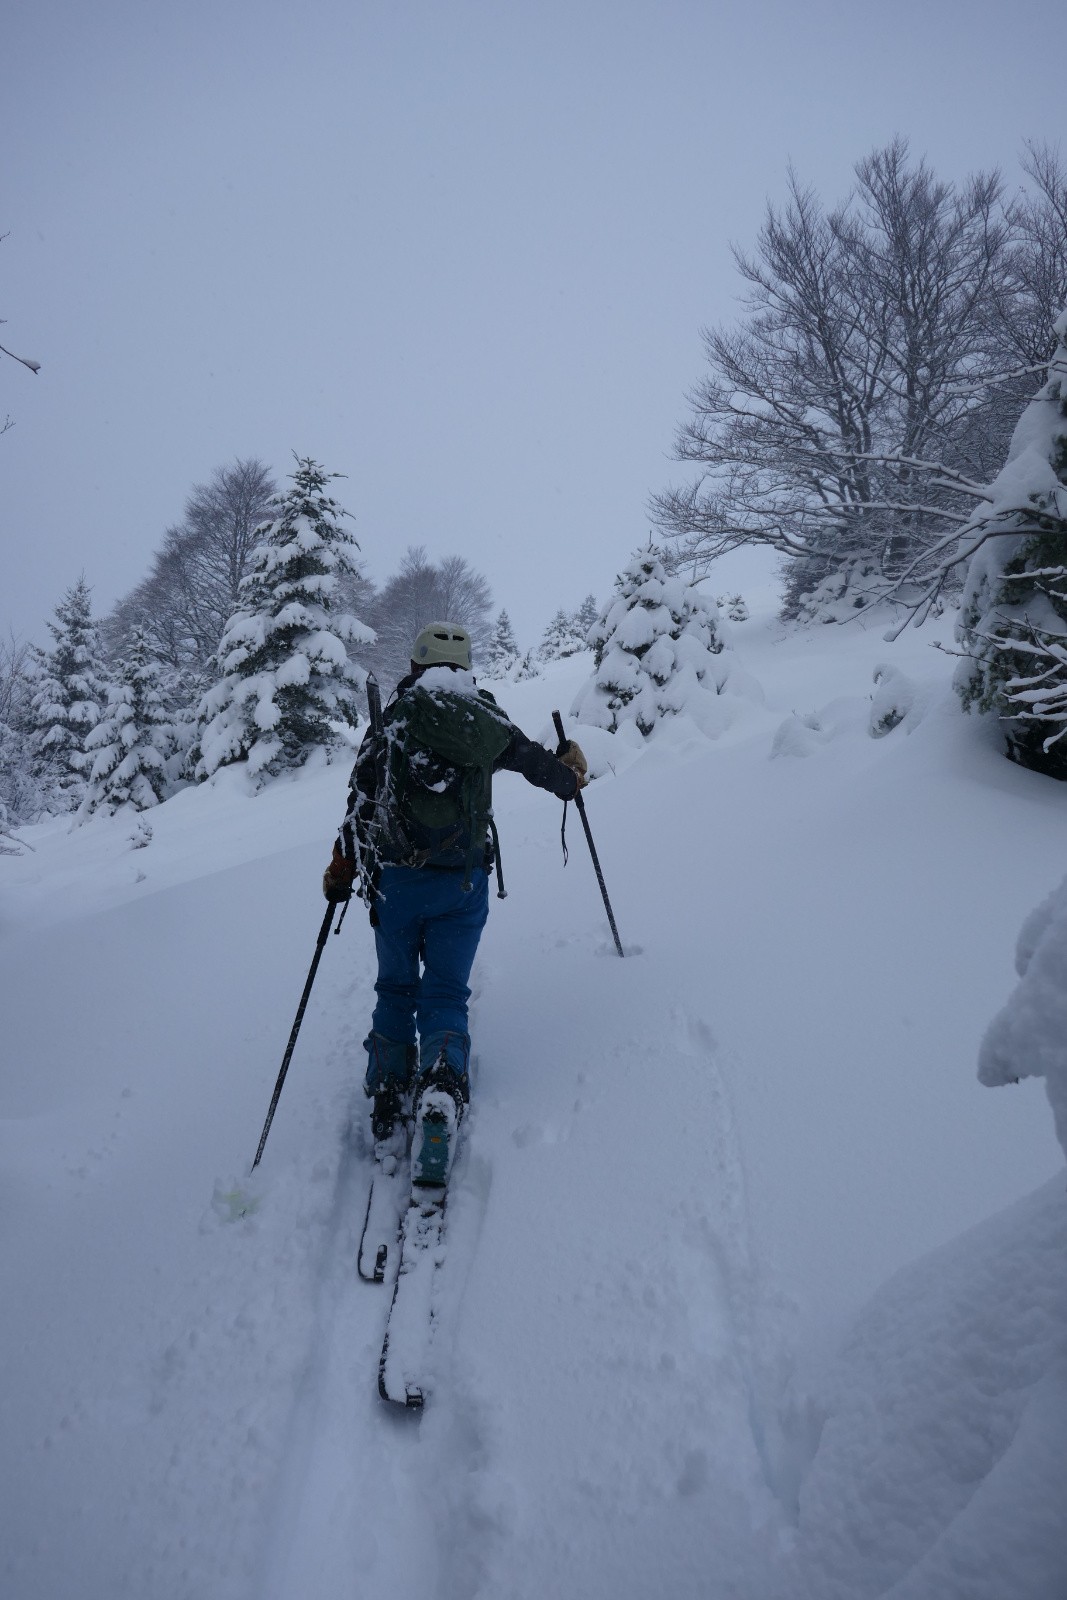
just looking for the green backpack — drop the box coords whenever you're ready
[383,683,514,891]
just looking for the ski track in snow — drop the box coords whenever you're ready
[187,962,793,1600]
[256,1123,430,1600]
[254,1103,500,1600]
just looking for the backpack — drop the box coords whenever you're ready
[381,682,513,891]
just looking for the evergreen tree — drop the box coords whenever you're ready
[572,545,726,736]
[574,593,600,640]
[195,458,374,784]
[538,607,588,662]
[28,577,108,810]
[955,311,1067,778]
[484,609,520,678]
[80,628,175,815]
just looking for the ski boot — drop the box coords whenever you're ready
[411,1054,469,1188]
[371,1081,405,1143]
[364,1035,417,1166]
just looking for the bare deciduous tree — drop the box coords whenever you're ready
[106,458,276,684]
[368,546,493,686]
[653,141,1066,619]
[1,232,41,435]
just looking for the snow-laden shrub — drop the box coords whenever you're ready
[195,458,374,785]
[955,310,1067,778]
[979,872,1067,1161]
[571,546,747,739]
[780,553,883,620]
[869,663,924,737]
[720,593,749,623]
[80,629,176,816]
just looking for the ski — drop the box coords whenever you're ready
[357,1151,408,1283]
[366,1086,462,1406]
[377,1183,448,1409]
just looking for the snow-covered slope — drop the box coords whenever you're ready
[1,604,1064,1599]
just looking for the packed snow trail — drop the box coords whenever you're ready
[2,622,1064,1599]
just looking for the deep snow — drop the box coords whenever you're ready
[1,596,1064,1600]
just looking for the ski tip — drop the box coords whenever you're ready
[377,1371,425,1411]
[357,1247,388,1284]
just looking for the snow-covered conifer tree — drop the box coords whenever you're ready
[572,545,731,737]
[574,593,600,640]
[80,628,175,816]
[955,311,1067,777]
[513,649,541,681]
[483,609,520,679]
[538,608,588,662]
[28,577,108,810]
[195,458,374,784]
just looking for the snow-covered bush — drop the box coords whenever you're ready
[571,546,735,738]
[513,649,541,681]
[80,629,176,816]
[979,873,1067,1162]
[955,310,1067,778]
[195,458,374,785]
[868,662,926,738]
[28,577,108,810]
[785,557,881,625]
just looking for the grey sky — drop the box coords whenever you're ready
[3,0,1063,652]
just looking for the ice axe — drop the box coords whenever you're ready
[552,710,625,958]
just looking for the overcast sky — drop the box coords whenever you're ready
[3,0,1063,652]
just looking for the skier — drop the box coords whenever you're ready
[322,621,587,1183]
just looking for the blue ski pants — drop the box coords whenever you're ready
[366,864,489,1088]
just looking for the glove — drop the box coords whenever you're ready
[322,842,355,902]
[559,739,589,789]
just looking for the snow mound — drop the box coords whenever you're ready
[770,697,868,757]
[792,1179,1067,1600]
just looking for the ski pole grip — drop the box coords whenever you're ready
[551,709,568,756]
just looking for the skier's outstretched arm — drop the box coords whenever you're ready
[497,726,586,798]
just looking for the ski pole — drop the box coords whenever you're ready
[251,899,339,1171]
[551,710,625,958]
